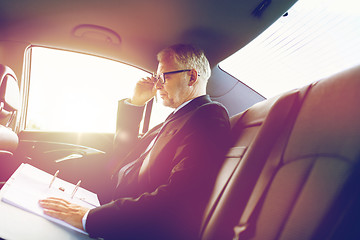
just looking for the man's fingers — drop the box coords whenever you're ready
[46,197,70,204]
[43,197,70,205]
[39,198,70,211]
[43,208,67,220]
[138,77,156,86]
[39,201,67,212]
[131,76,157,105]
[143,76,156,83]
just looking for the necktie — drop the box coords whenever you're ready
[116,111,175,187]
[116,145,153,187]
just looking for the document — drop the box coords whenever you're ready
[1,163,100,235]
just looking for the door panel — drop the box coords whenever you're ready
[12,131,113,193]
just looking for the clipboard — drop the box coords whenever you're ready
[1,163,100,235]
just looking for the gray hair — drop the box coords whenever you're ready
[157,44,211,82]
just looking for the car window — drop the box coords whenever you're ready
[26,47,150,133]
[220,0,360,98]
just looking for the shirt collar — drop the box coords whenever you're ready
[173,99,193,114]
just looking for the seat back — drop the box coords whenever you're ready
[201,65,360,240]
[245,66,360,240]
[0,64,20,159]
[201,87,305,239]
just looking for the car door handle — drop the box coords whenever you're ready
[55,153,84,163]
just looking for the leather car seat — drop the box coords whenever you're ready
[0,64,20,173]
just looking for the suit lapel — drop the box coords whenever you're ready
[137,95,212,182]
[115,95,213,186]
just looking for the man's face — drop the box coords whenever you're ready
[155,61,193,109]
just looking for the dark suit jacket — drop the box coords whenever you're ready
[86,95,230,240]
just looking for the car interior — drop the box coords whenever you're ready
[0,0,359,239]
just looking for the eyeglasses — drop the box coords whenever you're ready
[153,69,192,84]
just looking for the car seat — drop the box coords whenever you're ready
[0,64,20,183]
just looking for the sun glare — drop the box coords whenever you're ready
[27,47,148,133]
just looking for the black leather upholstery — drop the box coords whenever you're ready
[201,65,360,240]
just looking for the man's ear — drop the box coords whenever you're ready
[188,69,198,86]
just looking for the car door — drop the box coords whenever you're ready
[12,46,156,191]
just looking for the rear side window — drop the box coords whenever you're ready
[220,0,360,98]
[26,47,149,133]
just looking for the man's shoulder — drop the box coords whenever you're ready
[184,101,230,134]
[194,100,229,118]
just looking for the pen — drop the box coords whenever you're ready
[49,170,59,188]
[71,180,81,199]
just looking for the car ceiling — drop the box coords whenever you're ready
[0,0,297,71]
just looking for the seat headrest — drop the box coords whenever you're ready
[0,64,20,127]
[0,125,18,153]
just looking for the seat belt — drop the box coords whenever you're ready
[233,84,313,240]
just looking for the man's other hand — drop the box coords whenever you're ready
[131,76,157,106]
[39,197,89,231]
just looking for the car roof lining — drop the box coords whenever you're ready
[0,0,297,71]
